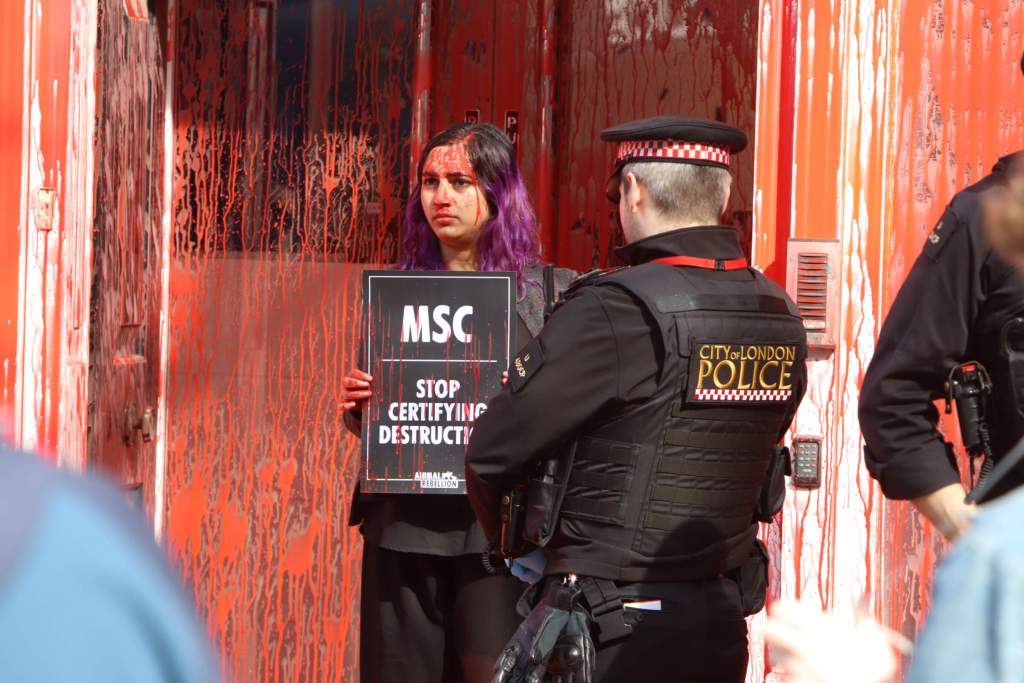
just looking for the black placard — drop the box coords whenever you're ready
[360,271,515,494]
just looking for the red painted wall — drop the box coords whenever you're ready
[0,0,25,443]
[8,0,172,513]
[14,0,98,467]
[752,1,1024,679]
[16,0,75,459]
[883,0,1024,650]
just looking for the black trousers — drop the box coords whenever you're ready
[360,543,523,683]
[594,577,749,683]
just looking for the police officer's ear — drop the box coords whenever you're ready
[718,186,731,224]
[623,172,643,215]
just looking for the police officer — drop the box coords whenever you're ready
[859,149,1024,541]
[466,116,808,682]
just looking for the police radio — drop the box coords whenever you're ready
[944,361,993,485]
[499,485,529,557]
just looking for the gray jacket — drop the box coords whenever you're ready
[517,264,578,336]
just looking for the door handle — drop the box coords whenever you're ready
[137,407,156,443]
[124,406,156,445]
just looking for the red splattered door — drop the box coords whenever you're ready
[431,0,760,269]
[428,1,534,158]
[163,2,416,680]
[549,1,760,272]
[429,0,551,241]
[88,0,167,510]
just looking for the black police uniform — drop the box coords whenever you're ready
[468,225,807,682]
[344,264,576,683]
[860,152,1024,502]
[468,117,807,682]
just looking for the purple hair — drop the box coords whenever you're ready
[398,123,541,296]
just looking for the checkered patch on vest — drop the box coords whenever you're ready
[687,340,799,405]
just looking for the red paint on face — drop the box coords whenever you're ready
[424,143,476,181]
[420,143,490,256]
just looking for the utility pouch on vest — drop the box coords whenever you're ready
[523,445,577,547]
[498,485,530,558]
[728,539,769,616]
[578,577,632,645]
[1002,318,1024,418]
[755,445,790,523]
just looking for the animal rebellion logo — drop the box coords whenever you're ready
[415,471,460,490]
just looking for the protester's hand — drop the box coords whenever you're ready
[911,483,977,542]
[766,599,901,683]
[501,371,509,385]
[984,157,1024,270]
[341,369,373,411]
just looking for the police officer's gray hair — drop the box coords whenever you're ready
[622,161,731,224]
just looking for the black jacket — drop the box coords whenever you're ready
[860,153,1024,501]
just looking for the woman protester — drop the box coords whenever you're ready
[341,122,575,683]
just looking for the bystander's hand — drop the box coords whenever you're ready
[911,482,977,542]
[766,599,901,683]
[341,369,373,411]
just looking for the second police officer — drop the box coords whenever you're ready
[859,148,1024,541]
[465,116,809,682]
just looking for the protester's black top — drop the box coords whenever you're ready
[465,227,805,577]
[344,265,576,556]
[860,152,1024,501]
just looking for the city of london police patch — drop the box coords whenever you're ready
[687,341,798,404]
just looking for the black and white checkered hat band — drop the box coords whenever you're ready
[616,140,730,167]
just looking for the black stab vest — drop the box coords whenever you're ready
[549,263,807,581]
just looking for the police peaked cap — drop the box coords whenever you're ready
[600,116,748,174]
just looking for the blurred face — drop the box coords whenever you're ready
[984,160,1024,271]
[420,143,491,251]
